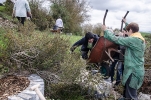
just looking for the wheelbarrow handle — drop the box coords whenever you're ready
[120,11,129,32]
[103,9,108,25]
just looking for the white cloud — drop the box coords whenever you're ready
[0,0,6,3]
[87,0,151,32]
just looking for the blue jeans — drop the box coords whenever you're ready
[110,60,124,85]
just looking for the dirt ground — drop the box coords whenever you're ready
[0,75,30,100]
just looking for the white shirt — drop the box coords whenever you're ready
[55,18,64,28]
[13,0,31,17]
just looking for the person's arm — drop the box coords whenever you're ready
[25,1,32,17]
[122,18,128,30]
[101,25,132,47]
[70,38,85,52]
[103,30,133,47]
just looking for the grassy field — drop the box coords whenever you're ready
[63,34,82,45]
[0,6,5,12]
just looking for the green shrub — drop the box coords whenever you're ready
[0,26,105,99]
[48,83,87,100]
[3,0,14,15]
[29,1,54,31]
[0,28,9,59]
[0,28,10,74]
[144,34,151,67]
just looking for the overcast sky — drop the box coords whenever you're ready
[0,0,5,3]
[86,0,151,32]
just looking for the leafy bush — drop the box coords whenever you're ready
[144,34,151,67]
[29,1,54,31]
[48,83,87,100]
[3,0,14,15]
[0,25,106,99]
[0,28,9,60]
[0,28,10,74]
[5,33,65,68]
[4,31,89,99]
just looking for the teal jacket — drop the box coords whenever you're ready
[104,30,145,89]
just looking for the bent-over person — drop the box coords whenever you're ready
[70,32,99,60]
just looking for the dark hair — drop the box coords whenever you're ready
[126,22,139,33]
[85,32,94,40]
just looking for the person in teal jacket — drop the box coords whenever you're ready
[101,19,145,100]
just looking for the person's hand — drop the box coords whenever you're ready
[122,18,126,23]
[27,12,32,19]
[70,46,76,52]
[29,13,32,19]
[101,25,107,31]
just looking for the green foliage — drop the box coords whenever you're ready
[62,35,82,53]
[51,4,67,19]
[47,83,87,100]
[93,23,103,35]
[38,34,70,70]
[141,32,150,37]
[73,26,83,35]
[62,34,82,46]
[144,34,151,42]
[3,0,14,15]
[0,28,10,74]
[50,0,89,34]
[0,11,12,20]
[0,64,9,74]
[5,32,69,70]
[59,53,84,82]
[4,31,87,99]
[144,34,151,66]
[29,1,53,31]
[0,6,5,12]
[50,3,69,31]
[0,28,9,59]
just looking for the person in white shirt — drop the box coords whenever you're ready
[12,0,31,25]
[55,16,64,33]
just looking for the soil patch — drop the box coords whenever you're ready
[0,75,30,100]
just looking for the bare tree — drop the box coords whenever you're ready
[82,23,93,35]
[92,23,102,36]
